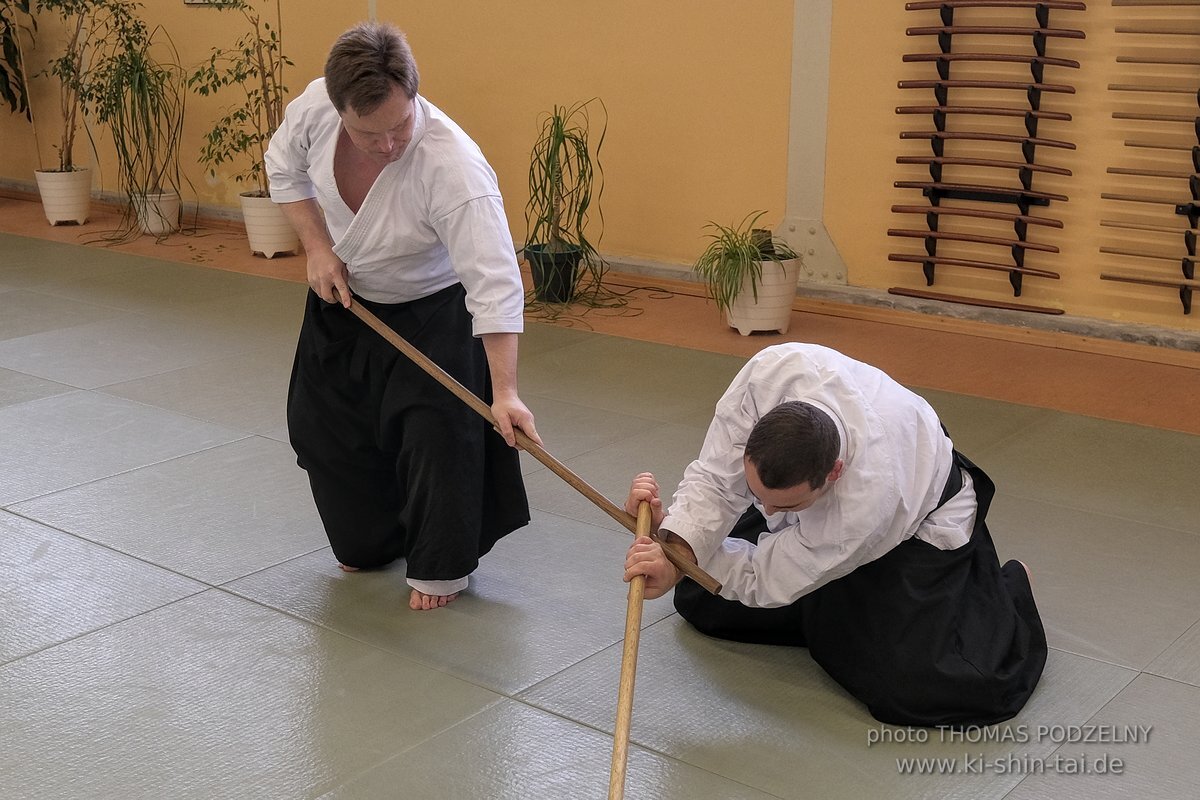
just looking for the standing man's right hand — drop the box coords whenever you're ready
[276,198,352,308]
[308,248,352,308]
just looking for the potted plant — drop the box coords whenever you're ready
[89,9,187,238]
[692,211,803,336]
[523,97,609,305]
[34,0,184,236]
[188,0,297,258]
[32,0,118,225]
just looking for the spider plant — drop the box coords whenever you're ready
[692,211,799,316]
[188,0,290,198]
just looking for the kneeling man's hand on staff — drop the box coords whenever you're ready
[623,472,680,600]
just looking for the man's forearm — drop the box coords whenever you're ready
[278,198,334,255]
[480,332,520,398]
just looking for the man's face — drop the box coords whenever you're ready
[743,456,841,515]
[340,88,416,165]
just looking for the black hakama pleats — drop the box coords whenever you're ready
[286,284,530,583]
[674,451,1046,727]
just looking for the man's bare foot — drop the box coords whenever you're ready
[409,589,459,610]
[338,564,360,572]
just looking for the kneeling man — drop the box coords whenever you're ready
[624,343,1046,726]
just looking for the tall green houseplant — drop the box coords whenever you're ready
[34,0,142,226]
[188,0,297,257]
[523,97,609,306]
[92,16,187,237]
[188,0,289,198]
[37,0,186,236]
[37,0,136,173]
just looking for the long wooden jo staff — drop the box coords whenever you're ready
[608,500,651,800]
[341,297,722,595]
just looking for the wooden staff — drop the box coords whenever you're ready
[1101,218,1194,234]
[889,286,1065,314]
[1109,83,1200,95]
[906,26,1086,40]
[900,130,1076,150]
[888,229,1060,253]
[903,52,1080,69]
[891,204,1064,228]
[338,294,723,595]
[1116,25,1200,35]
[608,501,653,800]
[896,105,1072,122]
[907,0,1086,9]
[897,155,1073,176]
[898,79,1076,94]
[889,253,1061,279]
[1114,0,1200,7]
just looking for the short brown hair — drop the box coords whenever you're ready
[324,21,420,115]
[745,401,840,490]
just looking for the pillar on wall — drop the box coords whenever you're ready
[781,0,849,286]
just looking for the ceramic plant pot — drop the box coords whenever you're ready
[726,257,802,336]
[240,192,299,258]
[35,168,92,226]
[136,189,181,235]
[525,243,582,303]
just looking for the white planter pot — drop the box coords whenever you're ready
[725,257,802,336]
[136,190,181,235]
[240,193,299,258]
[34,169,92,226]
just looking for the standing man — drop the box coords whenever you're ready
[624,343,1046,726]
[266,21,540,611]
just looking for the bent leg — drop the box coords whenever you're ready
[673,505,809,646]
[288,291,407,569]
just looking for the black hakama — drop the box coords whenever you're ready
[286,284,530,582]
[673,451,1046,727]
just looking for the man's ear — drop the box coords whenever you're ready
[827,459,845,484]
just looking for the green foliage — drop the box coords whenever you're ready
[0,0,35,120]
[187,0,290,197]
[526,98,604,256]
[38,0,187,237]
[692,211,799,316]
[37,0,141,172]
[524,98,616,309]
[92,25,186,236]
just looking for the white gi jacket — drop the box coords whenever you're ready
[265,78,525,337]
[663,344,977,608]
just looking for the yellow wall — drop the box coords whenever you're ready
[3,1,1198,333]
[0,0,793,267]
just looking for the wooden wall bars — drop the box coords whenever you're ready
[1101,0,1200,314]
[890,0,1085,315]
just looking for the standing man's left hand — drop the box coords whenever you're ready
[481,331,541,449]
[490,392,541,448]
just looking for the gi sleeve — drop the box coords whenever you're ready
[265,94,318,204]
[661,372,761,566]
[430,195,525,336]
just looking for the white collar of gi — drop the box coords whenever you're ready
[799,397,848,465]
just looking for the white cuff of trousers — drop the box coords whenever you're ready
[407,576,470,596]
